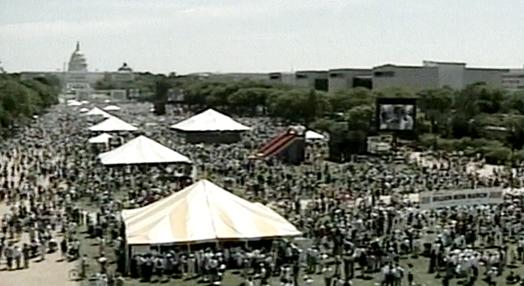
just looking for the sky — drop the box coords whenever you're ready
[1,0,523,74]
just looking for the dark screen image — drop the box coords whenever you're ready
[378,104,414,131]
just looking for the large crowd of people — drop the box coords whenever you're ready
[1,100,524,286]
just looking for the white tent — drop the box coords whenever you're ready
[170,109,250,132]
[85,107,112,118]
[81,100,90,104]
[104,105,121,111]
[89,116,138,132]
[67,100,82,107]
[88,133,112,144]
[79,107,89,113]
[98,135,191,165]
[122,179,301,244]
[305,130,325,140]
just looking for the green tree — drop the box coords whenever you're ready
[504,113,524,150]
[374,87,416,99]
[327,87,373,113]
[345,105,374,131]
[455,83,506,117]
[228,87,271,115]
[21,79,57,108]
[417,87,453,135]
[502,90,524,114]
[153,77,171,115]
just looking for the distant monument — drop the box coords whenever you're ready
[68,41,88,72]
[20,41,136,101]
[65,41,91,99]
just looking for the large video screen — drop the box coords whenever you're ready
[376,98,416,132]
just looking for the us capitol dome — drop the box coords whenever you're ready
[68,41,88,72]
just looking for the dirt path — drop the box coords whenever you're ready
[0,156,79,286]
[0,201,80,286]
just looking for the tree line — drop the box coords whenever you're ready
[148,76,523,164]
[102,72,524,164]
[0,67,60,135]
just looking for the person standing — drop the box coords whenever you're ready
[22,244,30,269]
[80,254,89,279]
[14,245,22,269]
[60,237,67,260]
[4,243,13,270]
[98,252,108,274]
[322,261,334,286]
[39,239,46,261]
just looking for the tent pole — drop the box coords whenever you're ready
[125,243,131,276]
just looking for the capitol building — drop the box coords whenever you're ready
[21,42,135,99]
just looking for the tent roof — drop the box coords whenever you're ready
[67,100,82,106]
[99,135,191,165]
[104,105,121,111]
[170,109,250,132]
[85,107,112,118]
[305,130,325,140]
[89,116,137,132]
[122,179,301,244]
[88,133,112,144]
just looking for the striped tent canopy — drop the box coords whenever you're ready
[122,179,301,245]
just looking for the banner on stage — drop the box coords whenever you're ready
[419,188,503,209]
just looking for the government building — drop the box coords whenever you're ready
[199,61,520,93]
[21,43,524,94]
[21,42,135,99]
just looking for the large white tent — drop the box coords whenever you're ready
[122,179,301,244]
[104,105,121,111]
[85,107,112,118]
[305,130,325,141]
[67,100,82,107]
[89,116,138,132]
[98,135,191,165]
[88,133,112,144]
[170,109,250,132]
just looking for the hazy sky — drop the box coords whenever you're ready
[1,0,523,74]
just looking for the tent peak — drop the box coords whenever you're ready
[170,109,250,132]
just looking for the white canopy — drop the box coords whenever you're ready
[305,130,325,140]
[89,116,137,132]
[81,100,90,104]
[104,105,121,111]
[67,100,82,106]
[88,133,112,144]
[122,179,301,244]
[79,108,89,113]
[170,109,250,132]
[85,107,112,118]
[98,135,191,165]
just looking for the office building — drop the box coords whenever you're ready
[372,61,509,91]
[327,68,373,92]
[502,67,524,92]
